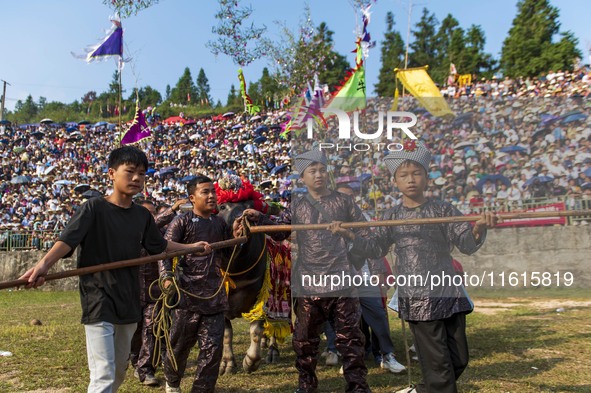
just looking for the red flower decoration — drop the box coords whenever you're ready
[404,140,417,152]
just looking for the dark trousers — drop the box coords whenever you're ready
[359,295,394,355]
[408,313,469,393]
[163,309,225,393]
[293,296,370,393]
[129,303,160,380]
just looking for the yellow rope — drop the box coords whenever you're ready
[149,215,250,371]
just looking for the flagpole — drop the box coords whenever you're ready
[118,59,123,147]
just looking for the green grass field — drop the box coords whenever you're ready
[0,289,589,392]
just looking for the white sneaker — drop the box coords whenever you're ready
[325,351,339,366]
[395,386,417,393]
[381,353,406,373]
[165,383,181,393]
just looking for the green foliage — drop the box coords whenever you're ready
[129,85,162,107]
[501,0,581,77]
[375,11,405,97]
[406,9,497,84]
[12,95,38,123]
[249,67,282,110]
[207,0,266,67]
[1,290,591,392]
[409,8,439,72]
[103,0,160,18]
[195,68,212,107]
[169,67,197,105]
[263,7,349,94]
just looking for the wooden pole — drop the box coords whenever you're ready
[0,237,248,291]
[247,209,591,233]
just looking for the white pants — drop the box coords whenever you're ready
[84,321,137,393]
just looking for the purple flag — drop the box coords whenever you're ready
[121,104,151,145]
[72,15,124,63]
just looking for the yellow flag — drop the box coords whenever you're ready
[395,66,454,117]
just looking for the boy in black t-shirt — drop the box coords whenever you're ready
[20,146,212,393]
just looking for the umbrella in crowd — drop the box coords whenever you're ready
[74,184,91,193]
[259,179,273,189]
[561,113,587,124]
[232,124,243,130]
[181,175,198,183]
[254,125,269,135]
[44,166,56,175]
[40,118,53,124]
[359,173,372,183]
[146,168,157,176]
[476,174,511,192]
[159,167,178,177]
[287,174,299,180]
[249,115,261,121]
[10,175,30,184]
[584,167,591,178]
[253,136,267,144]
[31,131,45,139]
[82,189,102,199]
[0,120,11,125]
[524,175,554,187]
[54,179,73,186]
[293,187,308,194]
[499,145,528,154]
[222,112,235,118]
[270,164,288,175]
[453,141,475,149]
[452,112,474,126]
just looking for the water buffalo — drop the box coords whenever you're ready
[217,200,287,375]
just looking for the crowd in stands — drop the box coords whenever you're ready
[1,67,590,250]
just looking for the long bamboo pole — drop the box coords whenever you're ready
[248,209,591,233]
[0,237,248,291]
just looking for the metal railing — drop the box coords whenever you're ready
[364,196,591,225]
[1,197,590,252]
[0,230,60,252]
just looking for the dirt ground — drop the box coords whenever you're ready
[474,297,591,315]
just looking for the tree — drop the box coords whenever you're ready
[195,68,212,107]
[169,67,197,105]
[315,22,350,90]
[37,97,47,112]
[501,0,581,77]
[104,0,160,17]
[263,7,349,93]
[130,86,162,107]
[165,85,171,100]
[14,95,38,122]
[432,14,461,82]
[408,8,439,71]
[258,67,280,109]
[463,25,496,77]
[108,70,122,102]
[207,0,266,67]
[226,84,236,106]
[81,91,97,104]
[375,11,406,97]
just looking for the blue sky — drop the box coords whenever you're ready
[1,0,589,111]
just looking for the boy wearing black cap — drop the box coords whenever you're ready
[243,149,375,393]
